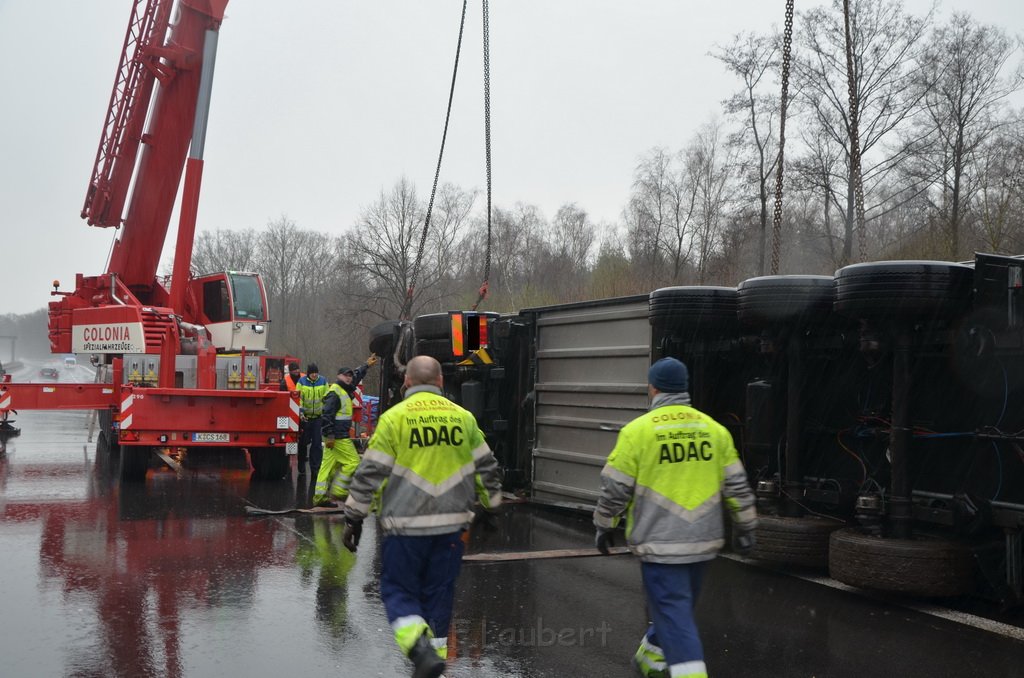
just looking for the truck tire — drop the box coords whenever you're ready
[369,320,401,356]
[649,286,738,338]
[250,447,290,481]
[415,338,455,363]
[414,312,453,340]
[748,515,845,568]
[737,275,835,327]
[119,446,150,482]
[828,528,976,597]
[834,261,974,321]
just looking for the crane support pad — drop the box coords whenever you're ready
[462,546,631,562]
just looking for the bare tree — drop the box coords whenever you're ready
[915,14,1024,258]
[975,117,1024,253]
[348,178,424,320]
[191,228,260,275]
[255,216,344,361]
[423,183,477,311]
[713,32,780,275]
[624,148,675,287]
[488,203,548,309]
[589,228,647,298]
[255,215,305,335]
[547,203,596,299]
[791,126,846,266]
[686,121,735,283]
[792,0,932,264]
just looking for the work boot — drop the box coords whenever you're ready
[407,634,446,678]
[632,654,668,678]
[633,637,669,678]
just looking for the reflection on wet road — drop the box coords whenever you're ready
[1,410,1022,677]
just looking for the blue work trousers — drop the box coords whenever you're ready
[642,560,708,669]
[380,532,465,645]
[298,418,323,472]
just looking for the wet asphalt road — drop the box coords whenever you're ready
[2,402,1024,677]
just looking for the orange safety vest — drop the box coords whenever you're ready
[284,372,303,391]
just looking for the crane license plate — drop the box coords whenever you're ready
[192,432,230,443]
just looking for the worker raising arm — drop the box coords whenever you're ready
[314,355,377,508]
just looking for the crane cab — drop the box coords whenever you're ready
[191,271,270,353]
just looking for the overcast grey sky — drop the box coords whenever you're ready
[1,0,1021,315]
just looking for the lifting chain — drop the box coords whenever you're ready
[472,0,493,311]
[770,0,794,275]
[403,0,469,320]
[843,0,867,263]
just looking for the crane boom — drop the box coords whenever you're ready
[105,0,228,295]
[81,0,173,231]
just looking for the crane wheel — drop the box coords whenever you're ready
[250,447,289,481]
[119,446,151,482]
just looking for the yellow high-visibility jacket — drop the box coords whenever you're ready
[297,375,328,420]
[345,385,502,536]
[594,393,757,563]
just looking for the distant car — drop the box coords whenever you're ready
[39,367,59,380]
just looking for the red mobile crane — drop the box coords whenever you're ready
[0,0,299,480]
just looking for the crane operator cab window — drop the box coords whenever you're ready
[193,272,270,353]
[229,274,265,320]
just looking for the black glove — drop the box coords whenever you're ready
[472,507,500,535]
[731,527,756,556]
[595,528,615,555]
[343,518,363,553]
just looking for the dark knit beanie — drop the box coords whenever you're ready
[648,357,688,393]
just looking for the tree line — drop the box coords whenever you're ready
[187,0,1024,371]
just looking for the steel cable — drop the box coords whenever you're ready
[403,0,469,320]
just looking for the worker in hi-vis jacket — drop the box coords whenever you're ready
[296,363,329,474]
[314,355,377,508]
[342,355,503,678]
[594,357,758,678]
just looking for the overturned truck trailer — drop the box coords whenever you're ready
[372,252,1024,605]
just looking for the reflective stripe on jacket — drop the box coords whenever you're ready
[345,385,503,536]
[594,394,757,564]
[297,375,328,419]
